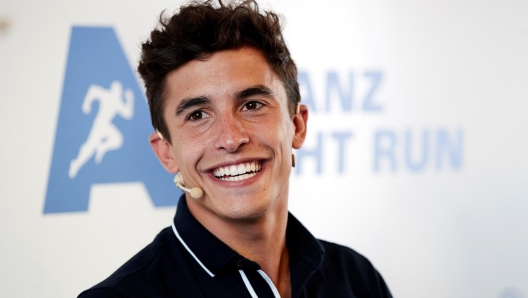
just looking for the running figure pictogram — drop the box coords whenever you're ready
[69,81,134,179]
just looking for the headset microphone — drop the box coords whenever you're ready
[174,173,204,199]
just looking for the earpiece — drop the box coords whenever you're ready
[156,129,164,140]
[174,173,204,199]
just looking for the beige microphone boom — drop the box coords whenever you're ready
[174,173,204,199]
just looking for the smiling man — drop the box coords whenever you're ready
[79,1,392,297]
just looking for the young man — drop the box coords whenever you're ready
[79,1,392,297]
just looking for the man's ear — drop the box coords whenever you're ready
[292,104,308,149]
[149,132,179,174]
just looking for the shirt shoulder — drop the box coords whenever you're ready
[318,240,378,277]
[78,287,128,298]
[78,227,182,298]
[305,240,392,298]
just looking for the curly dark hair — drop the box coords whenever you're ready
[137,0,300,144]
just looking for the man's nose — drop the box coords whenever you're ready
[213,114,249,152]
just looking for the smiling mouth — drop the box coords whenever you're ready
[212,160,262,181]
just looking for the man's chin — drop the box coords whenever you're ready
[206,196,271,223]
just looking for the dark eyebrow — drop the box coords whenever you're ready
[235,85,275,100]
[176,96,212,116]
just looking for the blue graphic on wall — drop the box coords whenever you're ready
[44,26,181,214]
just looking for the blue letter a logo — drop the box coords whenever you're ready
[44,27,181,214]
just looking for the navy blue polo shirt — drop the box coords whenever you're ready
[79,196,392,297]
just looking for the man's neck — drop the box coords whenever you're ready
[186,196,291,297]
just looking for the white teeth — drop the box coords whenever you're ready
[220,172,257,181]
[237,164,245,175]
[229,165,237,176]
[212,161,262,179]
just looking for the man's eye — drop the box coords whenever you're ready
[243,101,263,111]
[187,110,208,121]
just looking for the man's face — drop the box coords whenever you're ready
[153,47,307,222]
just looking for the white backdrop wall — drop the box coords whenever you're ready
[1,0,527,297]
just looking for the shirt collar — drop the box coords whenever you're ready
[286,212,325,271]
[286,212,325,298]
[173,196,238,276]
[173,195,325,281]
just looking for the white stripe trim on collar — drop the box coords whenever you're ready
[239,270,259,298]
[257,269,281,298]
[171,222,215,277]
